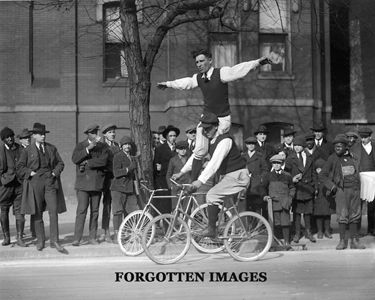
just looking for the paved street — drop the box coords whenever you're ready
[1,249,374,300]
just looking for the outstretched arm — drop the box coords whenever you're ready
[220,56,272,83]
[157,74,199,90]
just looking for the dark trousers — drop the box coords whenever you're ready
[0,184,23,220]
[368,201,375,234]
[74,190,101,241]
[101,177,112,231]
[31,175,59,244]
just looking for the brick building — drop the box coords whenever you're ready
[0,0,374,197]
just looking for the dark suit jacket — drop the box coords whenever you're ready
[0,142,23,186]
[242,151,268,196]
[72,140,110,192]
[166,155,190,190]
[110,151,135,193]
[285,150,316,200]
[255,142,275,168]
[16,142,66,214]
[350,141,375,172]
[153,142,176,189]
[315,138,334,161]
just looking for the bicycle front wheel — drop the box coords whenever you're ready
[142,214,191,265]
[118,210,155,256]
[224,212,273,262]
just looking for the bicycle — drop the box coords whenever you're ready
[141,183,273,264]
[117,181,202,256]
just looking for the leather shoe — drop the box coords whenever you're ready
[336,239,348,250]
[350,239,366,249]
[72,240,80,247]
[89,238,99,245]
[317,231,323,239]
[324,231,332,239]
[292,234,300,243]
[51,242,68,254]
[36,243,44,251]
[305,231,316,243]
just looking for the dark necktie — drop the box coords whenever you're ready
[39,144,45,154]
[298,153,304,167]
[204,72,209,82]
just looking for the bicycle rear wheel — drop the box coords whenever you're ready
[188,203,232,254]
[142,214,191,265]
[118,210,154,256]
[224,212,273,262]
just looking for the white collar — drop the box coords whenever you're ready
[201,67,214,80]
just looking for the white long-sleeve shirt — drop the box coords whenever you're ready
[181,134,233,184]
[165,59,261,90]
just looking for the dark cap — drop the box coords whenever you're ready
[345,131,359,138]
[315,158,326,169]
[119,136,132,146]
[305,133,315,141]
[244,136,257,144]
[293,135,306,146]
[311,122,326,132]
[332,134,348,145]
[254,125,269,135]
[175,140,189,150]
[32,123,50,134]
[84,124,100,134]
[185,124,197,134]
[162,125,180,138]
[0,127,15,140]
[358,127,373,137]
[283,128,296,137]
[270,154,285,163]
[17,128,32,139]
[157,125,166,134]
[199,112,219,129]
[102,124,117,134]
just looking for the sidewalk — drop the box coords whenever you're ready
[1,198,374,261]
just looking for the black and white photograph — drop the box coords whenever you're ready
[0,0,374,299]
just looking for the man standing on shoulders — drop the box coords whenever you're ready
[101,124,120,243]
[351,127,375,236]
[72,124,110,246]
[0,127,26,247]
[158,49,272,180]
[17,123,66,253]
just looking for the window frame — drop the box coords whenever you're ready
[209,32,239,68]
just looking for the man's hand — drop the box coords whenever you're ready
[191,180,203,191]
[30,171,37,177]
[259,56,273,66]
[292,173,302,183]
[156,163,162,171]
[86,140,97,151]
[171,172,183,180]
[263,195,272,202]
[156,83,168,90]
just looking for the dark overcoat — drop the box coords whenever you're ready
[153,142,176,189]
[110,150,135,193]
[242,151,268,196]
[16,142,66,214]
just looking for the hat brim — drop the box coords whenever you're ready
[254,131,269,135]
[162,127,180,138]
[311,128,325,132]
[271,160,283,164]
[199,122,215,129]
[32,130,50,134]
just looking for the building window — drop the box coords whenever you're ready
[210,33,238,67]
[258,0,291,76]
[103,3,128,81]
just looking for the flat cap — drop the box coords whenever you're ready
[119,136,132,146]
[176,140,189,149]
[84,124,100,134]
[305,133,315,141]
[293,135,306,146]
[244,136,257,144]
[270,154,285,163]
[314,158,326,169]
[332,134,348,145]
[157,125,166,134]
[102,124,117,134]
[283,128,296,137]
[358,127,373,137]
[199,112,219,128]
[17,128,32,139]
[185,124,197,134]
[254,125,269,135]
[345,131,359,138]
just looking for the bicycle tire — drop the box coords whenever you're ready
[117,210,155,256]
[141,214,191,265]
[188,203,232,254]
[224,211,273,262]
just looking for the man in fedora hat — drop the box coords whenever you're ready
[254,125,275,168]
[100,124,120,243]
[351,127,375,236]
[157,49,272,181]
[16,123,66,253]
[0,127,26,247]
[17,128,32,149]
[280,127,296,157]
[153,125,179,214]
[71,124,110,246]
[311,122,333,160]
[185,124,197,158]
[319,134,365,250]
